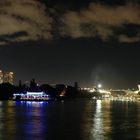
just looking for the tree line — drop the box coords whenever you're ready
[0,79,96,100]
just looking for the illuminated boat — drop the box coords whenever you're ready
[13,91,53,101]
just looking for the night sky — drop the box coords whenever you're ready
[0,0,140,89]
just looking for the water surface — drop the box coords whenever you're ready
[0,100,140,140]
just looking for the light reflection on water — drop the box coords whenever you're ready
[0,100,140,140]
[92,100,103,140]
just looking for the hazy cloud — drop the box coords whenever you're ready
[60,3,140,42]
[0,1,139,45]
[0,0,53,45]
[118,34,140,43]
[0,41,7,46]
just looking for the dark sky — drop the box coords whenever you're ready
[0,0,140,89]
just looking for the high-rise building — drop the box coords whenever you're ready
[0,70,3,84]
[3,72,14,84]
[0,70,14,84]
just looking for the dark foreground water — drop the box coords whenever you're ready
[0,100,140,140]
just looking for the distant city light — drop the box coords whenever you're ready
[98,84,102,88]
[89,89,96,93]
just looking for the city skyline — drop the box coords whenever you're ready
[0,0,140,89]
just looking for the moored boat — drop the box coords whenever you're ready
[13,91,54,101]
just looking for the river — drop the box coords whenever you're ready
[0,99,140,140]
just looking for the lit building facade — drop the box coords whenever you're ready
[3,72,14,84]
[0,70,14,84]
[0,70,3,84]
